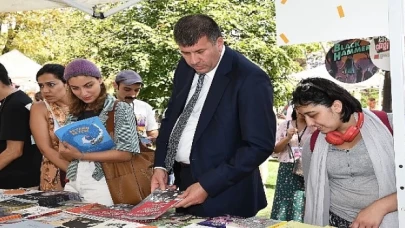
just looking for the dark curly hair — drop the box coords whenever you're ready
[36,64,66,83]
[292,77,362,122]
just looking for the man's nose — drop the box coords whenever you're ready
[190,53,199,65]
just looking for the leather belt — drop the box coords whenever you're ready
[178,162,190,168]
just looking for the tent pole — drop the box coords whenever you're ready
[103,0,142,18]
[388,0,405,225]
[60,0,142,19]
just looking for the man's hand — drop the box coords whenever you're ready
[350,203,385,228]
[175,182,208,208]
[151,168,168,192]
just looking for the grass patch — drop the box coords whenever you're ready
[256,159,279,218]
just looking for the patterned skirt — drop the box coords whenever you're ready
[329,211,351,228]
[270,162,305,222]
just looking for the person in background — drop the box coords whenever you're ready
[60,59,139,206]
[151,14,276,217]
[0,63,42,189]
[367,97,377,110]
[113,70,159,141]
[270,109,313,222]
[30,64,70,191]
[34,92,43,102]
[293,77,397,228]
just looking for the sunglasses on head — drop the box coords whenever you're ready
[298,82,326,93]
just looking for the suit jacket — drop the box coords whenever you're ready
[155,46,276,217]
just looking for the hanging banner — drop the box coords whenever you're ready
[369,36,390,71]
[325,39,379,84]
[275,0,388,45]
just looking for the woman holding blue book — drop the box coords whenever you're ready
[59,59,140,206]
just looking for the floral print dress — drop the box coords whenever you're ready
[39,101,68,191]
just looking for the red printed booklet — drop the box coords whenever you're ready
[127,189,182,220]
[84,189,182,221]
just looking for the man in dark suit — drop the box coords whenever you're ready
[151,14,276,217]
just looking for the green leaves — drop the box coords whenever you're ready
[0,0,321,110]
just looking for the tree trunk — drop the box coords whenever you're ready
[382,71,392,113]
[2,25,18,55]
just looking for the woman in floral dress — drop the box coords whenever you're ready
[31,64,70,191]
[270,109,313,222]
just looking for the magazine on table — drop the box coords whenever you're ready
[13,191,82,207]
[127,189,183,220]
[54,117,115,153]
[13,206,61,219]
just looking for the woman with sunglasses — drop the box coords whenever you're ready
[59,59,139,206]
[292,77,397,228]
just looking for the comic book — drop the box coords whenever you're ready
[0,211,22,223]
[0,199,37,213]
[0,220,54,228]
[13,206,61,219]
[197,215,235,228]
[91,219,152,228]
[126,189,182,220]
[13,191,82,207]
[33,211,108,228]
[55,117,115,153]
[65,203,108,215]
[226,217,282,228]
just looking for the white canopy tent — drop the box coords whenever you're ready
[0,49,41,92]
[276,0,405,225]
[0,0,142,19]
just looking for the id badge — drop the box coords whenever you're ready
[291,146,303,159]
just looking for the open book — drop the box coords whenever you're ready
[55,117,115,153]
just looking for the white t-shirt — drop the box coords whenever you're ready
[132,99,159,137]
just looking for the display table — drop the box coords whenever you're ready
[0,189,331,228]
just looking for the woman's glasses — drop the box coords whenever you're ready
[298,82,326,93]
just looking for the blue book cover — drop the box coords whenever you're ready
[55,117,115,153]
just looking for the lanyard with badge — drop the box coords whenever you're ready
[287,120,307,160]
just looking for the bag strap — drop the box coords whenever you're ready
[309,130,320,152]
[310,110,393,152]
[107,100,119,138]
[370,110,393,135]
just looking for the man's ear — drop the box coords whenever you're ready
[113,82,118,90]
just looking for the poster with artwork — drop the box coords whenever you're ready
[325,39,379,84]
[369,36,390,71]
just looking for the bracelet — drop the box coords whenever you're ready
[79,153,85,161]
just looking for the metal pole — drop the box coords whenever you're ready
[387,0,405,225]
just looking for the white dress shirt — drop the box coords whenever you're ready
[175,48,225,164]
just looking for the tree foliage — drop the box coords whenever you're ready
[0,0,320,112]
